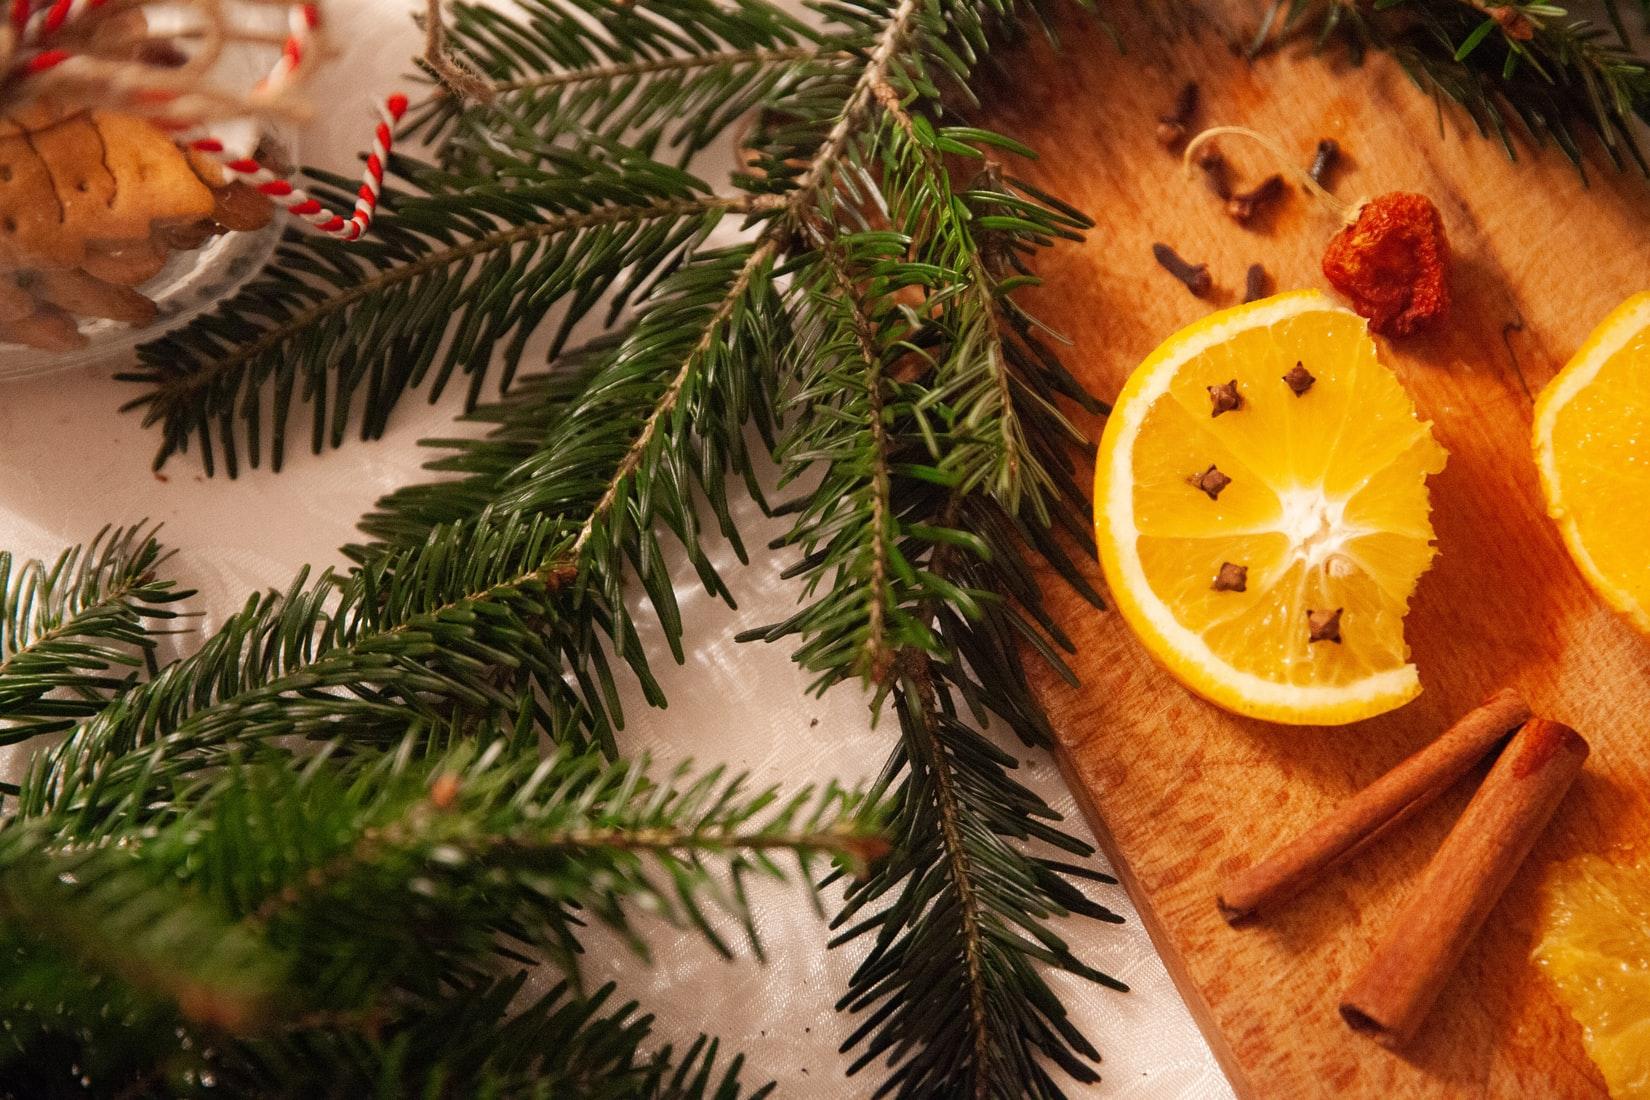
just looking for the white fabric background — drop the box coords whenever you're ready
[0,3,1233,1095]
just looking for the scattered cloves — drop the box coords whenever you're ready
[1207,379,1243,417]
[1243,263,1270,303]
[1283,361,1316,396]
[1212,562,1248,592]
[1227,174,1286,226]
[1153,242,1212,297]
[1157,81,1199,148]
[1189,465,1232,500]
[1308,138,1341,187]
[1307,608,1344,644]
[1195,147,1233,201]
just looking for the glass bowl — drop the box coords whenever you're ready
[1,17,296,381]
[0,205,284,381]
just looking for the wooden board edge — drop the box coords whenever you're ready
[1051,743,1256,1099]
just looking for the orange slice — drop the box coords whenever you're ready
[1533,292,1650,635]
[1534,854,1650,1098]
[1094,291,1447,725]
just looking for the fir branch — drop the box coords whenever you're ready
[210,976,779,1100]
[544,0,933,578]
[817,241,901,680]
[0,526,191,745]
[414,0,834,166]
[22,515,594,830]
[494,44,844,92]
[571,238,779,561]
[348,3,1121,1093]
[734,9,1119,1088]
[0,827,285,1035]
[48,243,792,830]
[420,0,498,105]
[4,739,870,1095]
[1267,0,1650,178]
[0,972,773,1099]
[125,155,762,475]
[901,658,993,1087]
[349,341,622,550]
[81,3,1129,1096]
[764,252,1120,1096]
[141,191,767,439]
[874,83,1028,504]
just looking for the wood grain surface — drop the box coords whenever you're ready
[978,5,1650,1097]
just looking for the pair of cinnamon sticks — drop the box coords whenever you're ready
[1215,688,1588,1049]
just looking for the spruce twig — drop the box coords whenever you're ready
[1264,0,1650,179]
[98,2,1122,1096]
[490,44,846,95]
[347,3,1121,1093]
[0,526,191,745]
[3,738,873,1093]
[125,157,768,475]
[420,0,497,104]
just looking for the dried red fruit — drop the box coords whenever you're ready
[1321,192,1450,337]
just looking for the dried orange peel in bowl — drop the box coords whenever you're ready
[1533,291,1650,635]
[1094,290,1447,725]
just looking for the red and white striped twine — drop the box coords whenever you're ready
[6,0,405,241]
[184,92,409,242]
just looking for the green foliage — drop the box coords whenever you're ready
[1,735,875,1095]
[411,0,834,167]
[122,153,757,476]
[349,0,1129,1095]
[20,511,650,833]
[1263,0,1650,178]
[1,971,771,1099]
[0,526,190,746]
[80,0,1161,1093]
[207,976,777,1100]
[63,0,1650,1093]
[729,13,1122,1086]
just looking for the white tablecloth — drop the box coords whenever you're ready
[0,3,1232,1094]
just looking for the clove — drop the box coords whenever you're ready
[1308,138,1341,187]
[1194,147,1232,201]
[1207,379,1243,417]
[1188,465,1232,500]
[1307,608,1344,644]
[1227,174,1286,225]
[1153,242,1212,297]
[1212,562,1248,592]
[1157,81,1199,148]
[1243,263,1270,303]
[1283,362,1316,396]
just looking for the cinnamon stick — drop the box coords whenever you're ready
[1217,689,1531,922]
[1339,717,1588,1049]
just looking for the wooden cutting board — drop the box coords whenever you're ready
[979,5,1650,1097]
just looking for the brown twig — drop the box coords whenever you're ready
[420,0,497,105]
[1464,0,1536,40]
